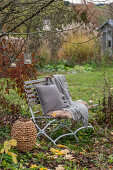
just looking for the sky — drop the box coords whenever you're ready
[67,0,113,4]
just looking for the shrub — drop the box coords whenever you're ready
[58,25,100,64]
[95,74,113,127]
[0,94,22,125]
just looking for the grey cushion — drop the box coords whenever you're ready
[35,84,65,114]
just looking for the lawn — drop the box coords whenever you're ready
[66,65,113,103]
[0,65,113,170]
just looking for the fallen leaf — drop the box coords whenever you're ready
[64,154,74,160]
[0,148,4,154]
[36,143,41,148]
[60,149,70,155]
[50,148,70,155]
[56,151,63,155]
[55,165,65,170]
[4,141,9,148]
[50,148,59,154]
[4,141,11,152]
[57,144,67,148]
[9,139,17,146]
[30,164,38,168]
[47,155,58,159]
[8,152,17,164]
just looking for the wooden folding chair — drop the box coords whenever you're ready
[24,76,94,145]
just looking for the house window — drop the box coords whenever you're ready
[108,40,111,47]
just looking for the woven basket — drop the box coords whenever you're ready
[11,118,37,152]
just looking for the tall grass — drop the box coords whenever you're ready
[58,23,100,64]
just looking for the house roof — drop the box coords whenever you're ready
[97,19,113,31]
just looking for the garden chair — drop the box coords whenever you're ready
[24,75,94,145]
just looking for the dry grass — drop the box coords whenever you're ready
[58,22,100,64]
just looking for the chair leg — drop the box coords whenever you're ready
[33,116,94,145]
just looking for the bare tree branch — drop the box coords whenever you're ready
[0,0,55,38]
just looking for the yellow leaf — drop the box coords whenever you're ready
[82,149,86,153]
[52,112,57,117]
[4,141,11,153]
[56,151,63,155]
[12,155,17,164]
[4,141,9,148]
[55,149,60,152]
[30,164,38,168]
[50,148,70,155]
[8,152,17,164]
[57,144,66,148]
[0,148,4,154]
[9,139,17,146]
[7,152,13,156]
[40,168,48,170]
[50,148,61,155]
[6,147,11,153]
[50,148,57,153]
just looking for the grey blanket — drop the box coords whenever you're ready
[48,74,89,126]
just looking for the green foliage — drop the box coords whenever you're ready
[37,60,97,73]
[34,55,47,68]
[44,63,68,72]
[74,64,95,73]
[0,126,10,141]
[107,155,113,164]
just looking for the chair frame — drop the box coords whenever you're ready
[24,77,94,145]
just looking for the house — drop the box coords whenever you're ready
[97,20,113,55]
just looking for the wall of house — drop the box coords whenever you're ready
[100,25,113,55]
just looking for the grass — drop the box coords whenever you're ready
[0,65,113,169]
[1,65,113,109]
[66,66,113,103]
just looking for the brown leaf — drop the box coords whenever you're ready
[64,154,74,160]
[36,143,41,148]
[55,165,65,170]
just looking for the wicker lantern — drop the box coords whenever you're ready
[11,118,37,152]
